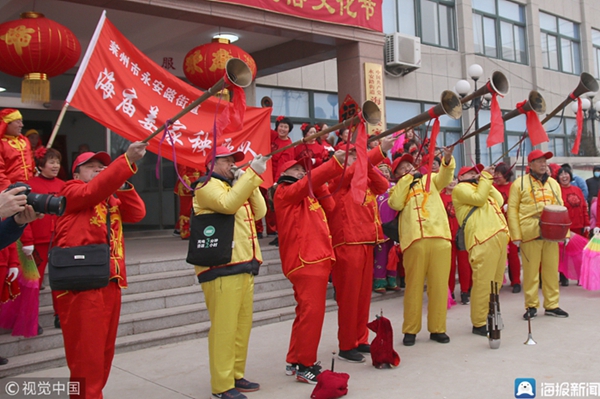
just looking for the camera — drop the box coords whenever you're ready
[8,182,66,216]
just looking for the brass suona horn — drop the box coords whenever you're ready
[265,100,381,159]
[141,58,252,143]
[460,70,510,104]
[368,90,462,143]
[540,72,600,124]
[457,91,546,143]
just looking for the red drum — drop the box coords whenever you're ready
[539,205,571,241]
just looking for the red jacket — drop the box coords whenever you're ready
[440,190,459,237]
[560,184,590,231]
[328,147,389,247]
[0,135,35,190]
[294,142,328,167]
[274,157,341,277]
[54,155,146,288]
[27,175,66,244]
[0,243,19,270]
[271,136,294,180]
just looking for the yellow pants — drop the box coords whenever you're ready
[402,238,451,334]
[520,240,560,310]
[201,273,254,394]
[468,232,507,327]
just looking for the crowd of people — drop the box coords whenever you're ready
[1,106,599,399]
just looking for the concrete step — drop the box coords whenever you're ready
[0,289,403,378]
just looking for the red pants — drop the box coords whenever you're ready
[448,243,472,293]
[56,282,121,399]
[286,261,332,367]
[177,195,193,239]
[34,243,59,315]
[332,244,373,351]
[507,241,521,285]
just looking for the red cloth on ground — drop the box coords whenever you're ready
[311,370,350,399]
[367,315,400,368]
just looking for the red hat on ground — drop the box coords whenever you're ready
[72,151,112,174]
[278,157,309,177]
[205,146,245,167]
[458,163,484,177]
[391,153,414,174]
[527,149,553,163]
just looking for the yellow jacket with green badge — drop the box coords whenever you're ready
[452,171,509,251]
[192,168,266,282]
[507,173,564,243]
[388,156,455,251]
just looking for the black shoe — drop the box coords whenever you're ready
[472,325,487,336]
[337,349,365,363]
[54,315,61,329]
[296,362,322,385]
[268,236,279,246]
[356,344,371,354]
[172,229,181,237]
[560,273,569,287]
[460,292,470,305]
[0,356,7,365]
[512,284,521,293]
[37,324,44,335]
[234,378,260,392]
[545,307,569,318]
[399,276,406,289]
[430,333,450,343]
[403,333,416,346]
[523,307,537,320]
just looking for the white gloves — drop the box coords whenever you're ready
[7,267,19,282]
[513,240,521,248]
[564,238,570,246]
[594,227,600,235]
[250,154,270,175]
[232,167,245,185]
[22,245,34,256]
[502,204,508,213]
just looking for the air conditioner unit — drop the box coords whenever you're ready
[384,33,421,77]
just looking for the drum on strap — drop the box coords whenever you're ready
[539,205,571,241]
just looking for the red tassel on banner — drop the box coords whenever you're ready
[486,90,505,148]
[571,96,583,154]
[224,73,246,131]
[516,100,548,146]
[350,112,368,204]
[425,108,440,193]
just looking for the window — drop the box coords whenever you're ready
[256,86,339,142]
[385,99,464,169]
[382,0,457,50]
[472,0,527,64]
[592,29,600,79]
[540,12,581,74]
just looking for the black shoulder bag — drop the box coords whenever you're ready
[48,207,111,291]
[455,206,477,251]
[186,212,236,266]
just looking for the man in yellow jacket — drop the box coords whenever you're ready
[192,146,269,399]
[452,163,509,336]
[388,147,455,346]
[507,150,569,320]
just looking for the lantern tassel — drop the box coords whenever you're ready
[22,73,50,103]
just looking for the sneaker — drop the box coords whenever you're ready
[234,378,260,392]
[0,356,8,365]
[172,229,181,237]
[356,344,371,354]
[545,307,569,318]
[523,307,537,320]
[512,284,521,293]
[472,325,487,336]
[403,333,416,346]
[460,292,470,305]
[296,362,322,385]
[285,363,297,376]
[212,388,247,399]
[337,349,365,363]
[430,333,450,344]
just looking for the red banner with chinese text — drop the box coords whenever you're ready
[68,18,273,187]
[208,0,382,32]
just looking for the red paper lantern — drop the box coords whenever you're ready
[0,12,81,103]
[183,38,257,91]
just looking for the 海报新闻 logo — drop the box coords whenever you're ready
[515,378,536,398]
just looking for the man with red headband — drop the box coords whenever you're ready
[192,147,269,399]
[274,150,345,384]
[508,150,568,320]
[0,109,35,190]
[53,142,147,398]
[452,164,509,337]
[328,138,395,363]
[388,147,455,346]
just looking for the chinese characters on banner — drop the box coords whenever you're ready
[67,17,273,187]
[363,62,385,136]
[207,0,382,32]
